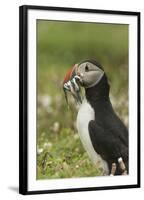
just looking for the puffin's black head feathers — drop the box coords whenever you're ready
[78,58,104,71]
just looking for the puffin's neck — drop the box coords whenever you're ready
[85,74,110,103]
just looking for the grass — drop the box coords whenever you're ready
[37,20,128,179]
[37,128,102,179]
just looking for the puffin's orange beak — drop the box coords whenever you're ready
[63,64,82,105]
[63,64,78,85]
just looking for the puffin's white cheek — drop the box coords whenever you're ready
[82,71,104,88]
[91,71,104,82]
[81,77,93,87]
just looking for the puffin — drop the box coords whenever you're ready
[63,59,128,176]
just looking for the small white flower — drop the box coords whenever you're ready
[43,142,53,148]
[37,148,43,155]
[39,95,52,108]
[75,165,79,169]
[74,134,79,140]
[53,122,60,133]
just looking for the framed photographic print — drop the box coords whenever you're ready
[19,5,140,195]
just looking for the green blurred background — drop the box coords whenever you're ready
[37,20,128,179]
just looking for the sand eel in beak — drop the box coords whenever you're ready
[63,64,83,105]
[63,59,128,176]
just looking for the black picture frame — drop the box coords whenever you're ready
[19,5,141,195]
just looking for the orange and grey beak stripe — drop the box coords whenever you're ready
[63,64,78,85]
[63,63,82,105]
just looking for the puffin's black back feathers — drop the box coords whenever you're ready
[85,69,128,175]
[86,74,110,101]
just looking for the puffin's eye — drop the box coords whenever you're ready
[85,65,89,72]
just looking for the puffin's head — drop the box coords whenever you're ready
[63,59,105,104]
[76,59,104,88]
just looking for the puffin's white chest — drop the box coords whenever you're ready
[76,99,109,175]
